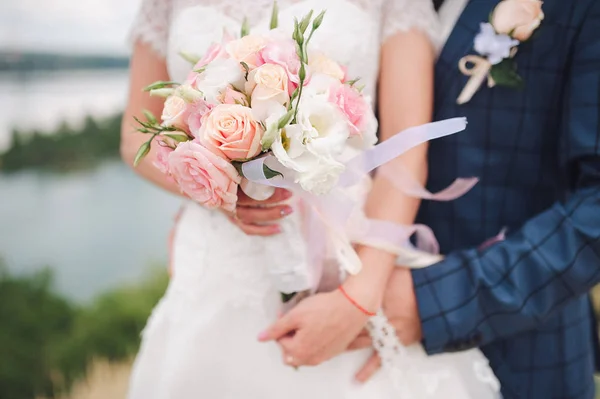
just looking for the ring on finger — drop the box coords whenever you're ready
[285,355,299,369]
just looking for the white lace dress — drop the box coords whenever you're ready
[127,1,501,398]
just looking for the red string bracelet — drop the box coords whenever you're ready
[338,285,376,317]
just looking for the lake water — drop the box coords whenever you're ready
[0,69,181,302]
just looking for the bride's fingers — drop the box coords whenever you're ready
[354,353,382,383]
[228,216,281,236]
[237,188,292,206]
[258,313,299,342]
[236,204,293,223]
[347,336,372,351]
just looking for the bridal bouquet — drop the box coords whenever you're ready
[132,4,473,303]
[133,6,377,214]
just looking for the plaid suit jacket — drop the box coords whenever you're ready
[413,1,600,398]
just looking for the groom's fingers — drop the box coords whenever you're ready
[354,353,382,383]
[347,336,372,351]
[258,314,298,342]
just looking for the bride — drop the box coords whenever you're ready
[121,0,501,397]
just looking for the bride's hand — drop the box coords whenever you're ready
[258,287,374,367]
[226,187,293,236]
[258,246,397,367]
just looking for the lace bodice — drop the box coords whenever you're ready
[131,0,438,99]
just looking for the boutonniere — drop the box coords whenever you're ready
[457,0,544,104]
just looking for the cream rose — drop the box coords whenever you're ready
[492,0,544,41]
[218,86,249,106]
[198,104,265,161]
[225,35,268,69]
[246,64,290,120]
[309,53,345,81]
[161,95,190,131]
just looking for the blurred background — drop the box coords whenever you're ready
[1,1,599,398]
[0,0,179,398]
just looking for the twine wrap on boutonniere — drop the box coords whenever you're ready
[457,0,544,105]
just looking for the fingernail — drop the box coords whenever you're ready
[272,225,282,234]
[257,331,268,341]
[283,190,293,199]
[280,207,293,217]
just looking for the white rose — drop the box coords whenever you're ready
[194,58,245,104]
[271,95,349,194]
[297,157,345,195]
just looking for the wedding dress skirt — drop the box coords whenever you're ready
[127,203,500,399]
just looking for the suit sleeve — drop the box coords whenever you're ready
[412,2,600,354]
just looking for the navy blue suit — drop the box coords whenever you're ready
[413,1,600,398]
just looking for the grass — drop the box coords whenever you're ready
[38,359,132,399]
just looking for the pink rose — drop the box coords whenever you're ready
[168,141,241,212]
[218,85,250,106]
[153,141,174,175]
[226,35,268,69]
[492,0,544,41]
[258,39,301,93]
[161,95,190,132]
[186,99,214,136]
[198,104,264,161]
[328,84,370,136]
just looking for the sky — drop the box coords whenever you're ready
[0,0,143,55]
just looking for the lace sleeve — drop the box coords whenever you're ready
[130,0,173,58]
[381,0,439,44]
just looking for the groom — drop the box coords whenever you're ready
[232,0,600,397]
[350,0,600,398]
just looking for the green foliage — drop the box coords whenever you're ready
[53,269,168,388]
[0,261,168,398]
[0,113,123,173]
[0,265,74,399]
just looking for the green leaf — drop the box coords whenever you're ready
[293,19,304,45]
[193,66,207,74]
[270,1,279,30]
[143,81,180,92]
[133,141,151,167]
[281,292,297,303]
[241,17,250,37]
[312,10,326,30]
[240,62,250,80]
[163,133,190,143]
[299,10,313,34]
[346,77,361,86]
[178,51,201,65]
[149,88,176,98]
[133,116,158,130]
[142,109,157,124]
[299,63,306,81]
[263,164,283,179]
[490,59,524,89]
[277,110,294,129]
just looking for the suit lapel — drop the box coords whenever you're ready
[436,0,501,103]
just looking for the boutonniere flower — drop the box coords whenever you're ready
[457,0,544,105]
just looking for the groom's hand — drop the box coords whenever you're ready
[228,188,293,236]
[349,268,423,383]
